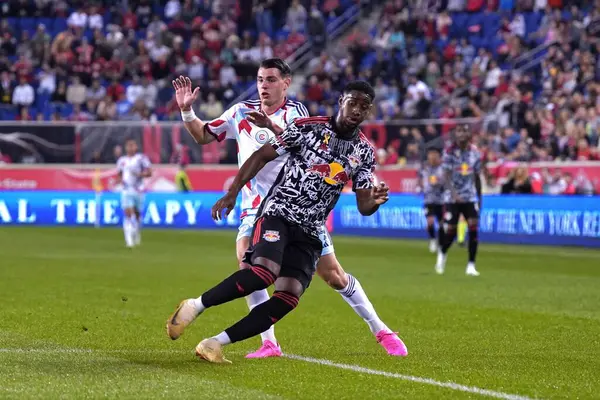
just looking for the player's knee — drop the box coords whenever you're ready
[274,277,304,298]
[468,219,479,231]
[252,256,281,277]
[316,256,347,290]
[446,225,457,235]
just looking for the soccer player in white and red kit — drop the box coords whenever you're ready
[167,59,406,357]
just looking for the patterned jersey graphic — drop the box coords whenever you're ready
[442,144,481,203]
[261,116,376,237]
[420,163,445,205]
[204,98,309,218]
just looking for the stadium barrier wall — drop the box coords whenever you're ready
[1,191,599,248]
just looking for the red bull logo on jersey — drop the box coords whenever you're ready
[429,175,438,184]
[263,230,280,242]
[460,163,471,176]
[307,162,349,185]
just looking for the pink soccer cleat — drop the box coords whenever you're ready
[245,340,282,359]
[376,331,408,357]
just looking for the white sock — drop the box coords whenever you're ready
[192,296,206,313]
[246,289,277,344]
[212,331,231,346]
[337,274,389,335]
[123,219,134,247]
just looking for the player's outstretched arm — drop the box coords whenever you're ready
[355,182,390,216]
[211,144,279,220]
[172,76,216,145]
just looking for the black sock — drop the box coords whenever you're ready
[442,227,456,254]
[427,224,435,239]
[468,227,479,263]
[225,291,299,343]
[437,225,445,247]
[201,265,276,308]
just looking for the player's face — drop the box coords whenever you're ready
[256,68,290,107]
[427,150,440,165]
[338,91,373,129]
[454,127,470,147]
[125,140,138,155]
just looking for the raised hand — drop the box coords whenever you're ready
[211,191,237,221]
[172,76,200,111]
[372,182,390,205]
[245,110,273,130]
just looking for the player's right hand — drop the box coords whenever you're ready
[172,75,200,111]
[211,191,237,221]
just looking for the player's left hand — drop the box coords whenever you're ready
[372,182,389,205]
[212,191,237,221]
[246,110,273,130]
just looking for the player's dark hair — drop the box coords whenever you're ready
[259,58,292,77]
[342,81,375,102]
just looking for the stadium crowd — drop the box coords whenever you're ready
[0,0,599,195]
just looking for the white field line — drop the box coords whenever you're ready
[0,347,538,399]
[284,354,538,400]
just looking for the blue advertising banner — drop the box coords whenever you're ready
[331,194,600,247]
[0,191,599,247]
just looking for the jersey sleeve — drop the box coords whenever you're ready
[116,157,124,173]
[285,101,310,125]
[269,121,303,155]
[352,147,376,192]
[140,154,152,169]
[441,150,453,172]
[204,104,238,142]
[473,150,482,174]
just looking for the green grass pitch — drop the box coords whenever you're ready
[0,227,599,399]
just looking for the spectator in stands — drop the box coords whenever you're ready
[96,94,117,121]
[126,75,144,105]
[12,75,34,110]
[254,0,275,37]
[140,76,158,110]
[501,166,533,194]
[66,76,86,106]
[0,71,14,104]
[199,92,224,120]
[286,0,307,32]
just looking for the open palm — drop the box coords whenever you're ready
[172,75,200,111]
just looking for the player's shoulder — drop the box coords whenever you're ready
[116,155,127,164]
[294,116,330,126]
[284,99,309,114]
[469,143,481,154]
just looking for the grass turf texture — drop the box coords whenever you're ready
[0,227,599,399]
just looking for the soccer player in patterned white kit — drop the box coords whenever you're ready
[167,58,406,357]
[115,139,152,248]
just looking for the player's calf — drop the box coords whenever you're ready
[466,220,480,276]
[201,263,277,308]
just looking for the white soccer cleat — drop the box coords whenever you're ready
[435,251,447,275]
[466,263,480,277]
[429,239,438,253]
[166,299,202,340]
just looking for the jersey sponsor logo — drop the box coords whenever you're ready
[460,163,471,176]
[307,162,349,186]
[255,129,270,144]
[263,230,281,242]
[429,175,438,184]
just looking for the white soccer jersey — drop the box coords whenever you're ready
[117,153,151,194]
[205,98,309,218]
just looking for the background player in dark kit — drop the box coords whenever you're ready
[419,147,445,253]
[436,125,482,276]
[167,81,407,363]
